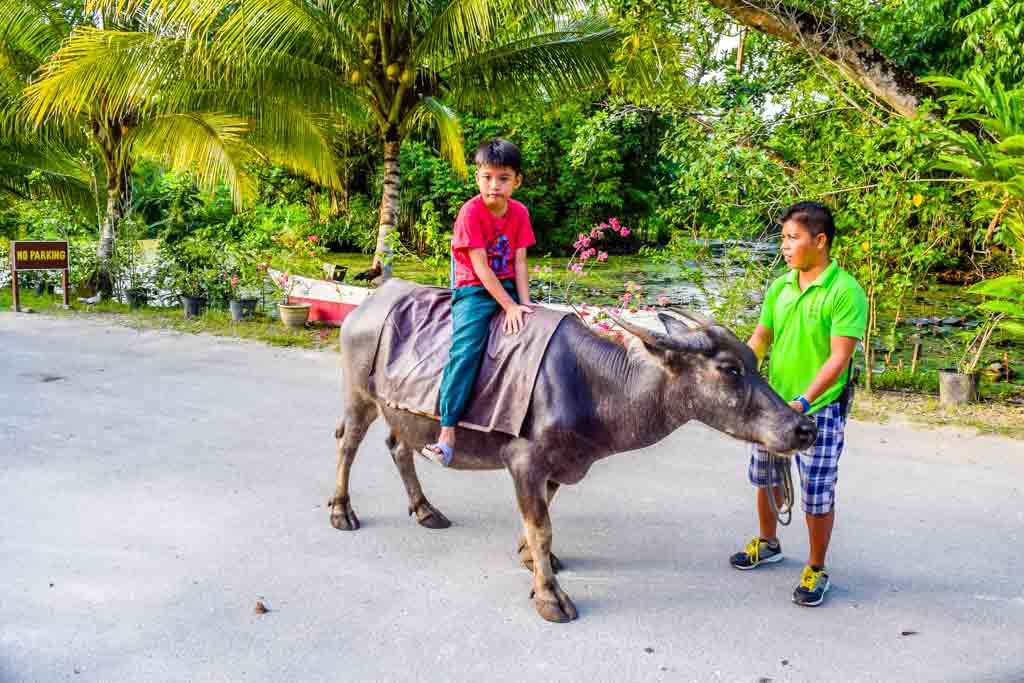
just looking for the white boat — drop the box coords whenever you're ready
[267,268,671,332]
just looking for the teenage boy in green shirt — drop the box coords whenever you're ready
[730,202,868,607]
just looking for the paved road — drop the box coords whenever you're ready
[2,314,1023,682]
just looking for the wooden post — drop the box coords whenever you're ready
[736,29,746,74]
[11,268,19,312]
[1004,351,1010,383]
[62,268,70,307]
[910,342,921,375]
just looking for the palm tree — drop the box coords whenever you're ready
[77,0,623,278]
[11,1,342,294]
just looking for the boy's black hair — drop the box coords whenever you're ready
[780,201,835,247]
[474,138,522,175]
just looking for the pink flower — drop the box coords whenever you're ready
[609,217,621,231]
[597,251,608,262]
[620,227,631,237]
[582,237,591,247]
[622,292,633,304]
[307,235,319,243]
[543,265,552,273]
[282,274,290,284]
[569,263,584,274]
[579,310,591,317]
[657,295,670,306]
[598,222,609,230]
[230,276,239,288]
[573,240,582,249]
[533,265,541,273]
[590,229,599,238]
[597,321,612,331]
[580,252,590,262]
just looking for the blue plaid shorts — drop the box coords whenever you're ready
[748,400,846,515]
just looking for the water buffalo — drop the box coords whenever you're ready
[329,279,817,623]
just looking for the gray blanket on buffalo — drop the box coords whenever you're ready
[367,280,570,437]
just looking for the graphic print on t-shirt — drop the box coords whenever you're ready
[488,233,512,278]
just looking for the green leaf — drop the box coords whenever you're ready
[998,320,1024,337]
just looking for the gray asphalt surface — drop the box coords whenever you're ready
[2,313,1023,683]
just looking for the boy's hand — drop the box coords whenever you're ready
[503,304,534,334]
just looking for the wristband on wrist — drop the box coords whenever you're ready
[794,395,811,413]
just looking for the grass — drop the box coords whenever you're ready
[852,390,1024,439]
[1,288,341,350]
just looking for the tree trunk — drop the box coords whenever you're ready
[704,0,931,119]
[373,139,401,280]
[92,110,135,297]
[96,163,132,297]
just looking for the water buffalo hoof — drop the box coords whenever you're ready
[518,541,563,573]
[530,583,578,623]
[329,496,360,531]
[411,501,451,529]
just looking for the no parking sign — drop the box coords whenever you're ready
[10,240,70,311]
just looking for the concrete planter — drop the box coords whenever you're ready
[938,369,978,406]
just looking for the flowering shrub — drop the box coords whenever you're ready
[271,232,329,278]
[533,217,672,345]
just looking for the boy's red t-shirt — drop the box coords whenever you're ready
[451,195,535,288]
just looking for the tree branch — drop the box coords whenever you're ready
[703,0,932,119]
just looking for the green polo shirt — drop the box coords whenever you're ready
[760,260,868,414]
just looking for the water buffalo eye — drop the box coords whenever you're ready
[721,364,742,377]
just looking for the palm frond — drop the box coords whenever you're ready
[414,0,579,69]
[130,112,259,207]
[245,98,344,190]
[443,17,621,109]
[0,1,71,74]
[0,140,97,216]
[400,95,466,177]
[25,28,187,124]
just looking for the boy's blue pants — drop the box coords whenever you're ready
[439,279,518,427]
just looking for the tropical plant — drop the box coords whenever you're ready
[950,273,1024,374]
[927,74,1024,258]
[13,0,341,296]
[0,2,96,214]
[82,0,624,278]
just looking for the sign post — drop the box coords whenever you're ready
[10,240,70,312]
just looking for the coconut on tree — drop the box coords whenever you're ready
[80,0,624,279]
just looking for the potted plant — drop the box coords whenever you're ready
[939,274,1024,405]
[276,272,311,328]
[176,267,208,317]
[226,272,259,321]
[124,265,152,309]
[940,314,1000,405]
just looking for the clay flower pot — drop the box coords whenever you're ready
[278,301,311,329]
